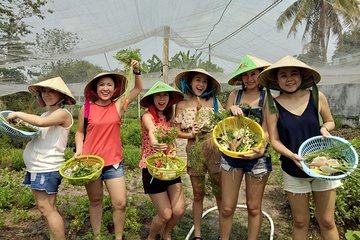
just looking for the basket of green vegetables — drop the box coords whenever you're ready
[212,116,265,158]
[145,126,186,180]
[146,152,186,180]
[0,110,41,140]
[60,155,104,186]
[298,136,358,180]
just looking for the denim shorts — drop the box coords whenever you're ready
[23,171,62,194]
[101,162,125,180]
[220,153,272,177]
[283,171,342,194]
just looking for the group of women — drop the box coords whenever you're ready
[6,55,341,240]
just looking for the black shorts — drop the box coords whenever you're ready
[142,168,181,194]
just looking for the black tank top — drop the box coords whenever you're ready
[274,92,320,178]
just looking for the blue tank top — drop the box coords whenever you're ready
[275,92,320,178]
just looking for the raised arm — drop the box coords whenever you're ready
[116,60,143,112]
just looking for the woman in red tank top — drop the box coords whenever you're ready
[75,60,143,240]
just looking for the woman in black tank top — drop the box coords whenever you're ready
[259,56,340,239]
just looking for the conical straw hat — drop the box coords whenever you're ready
[228,55,271,86]
[140,81,184,107]
[257,55,321,91]
[28,77,76,105]
[174,68,221,95]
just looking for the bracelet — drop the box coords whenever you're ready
[133,69,141,75]
[321,125,329,132]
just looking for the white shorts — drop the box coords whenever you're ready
[283,171,342,194]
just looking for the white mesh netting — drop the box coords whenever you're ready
[0,0,359,118]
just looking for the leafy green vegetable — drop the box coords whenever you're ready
[0,115,37,132]
[154,126,177,145]
[114,48,141,66]
[66,161,101,178]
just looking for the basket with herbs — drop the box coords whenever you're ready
[298,136,358,180]
[212,116,265,158]
[145,126,186,180]
[0,110,41,140]
[60,155,104,186]
[146,153,186,180]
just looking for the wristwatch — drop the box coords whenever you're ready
[133,69,141,75]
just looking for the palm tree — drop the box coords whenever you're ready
[277,0,360,63]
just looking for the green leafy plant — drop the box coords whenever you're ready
[65,195,89,233]
[10,208,33,223]
[121,119,141,147]
[123,145,141,170]
[345,230,360,240]
[0,147,25,171]
[0,169,34,209]
[154,126,177,145]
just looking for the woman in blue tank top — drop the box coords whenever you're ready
[259,56,341,240]
[219,55,272,240]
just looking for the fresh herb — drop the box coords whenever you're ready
[154,126,177,145]
[209,109,232,129]
[0,115,37,132]
[216,118,263,153]
[303,142,355,176]
[64,161,101,178]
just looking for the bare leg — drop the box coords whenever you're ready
[190,175,205,238]
[219,169,243,240]
[245,173,269,240]
[33,190,65,240]
[105,176,127,240]
[85,179,104,238]
[287,192,310,240]
[162,183,185,239]
[313,189,339,240]
[147,191,173,239]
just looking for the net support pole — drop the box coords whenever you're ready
[163,25,170,84]
[209,43,211,63]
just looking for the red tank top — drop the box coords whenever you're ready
[83,102,123,166]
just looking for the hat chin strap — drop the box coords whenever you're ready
[37,91,65,108]
[148,105,159,123]
[180,79,219,112]
[180,79,216,97]
[49,98,66,107]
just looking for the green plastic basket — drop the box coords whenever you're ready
[146,153,186,181]
[60,155,104,186]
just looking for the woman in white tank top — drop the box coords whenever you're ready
[7,77,75,240]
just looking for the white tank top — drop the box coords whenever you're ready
[23,109,73,173]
